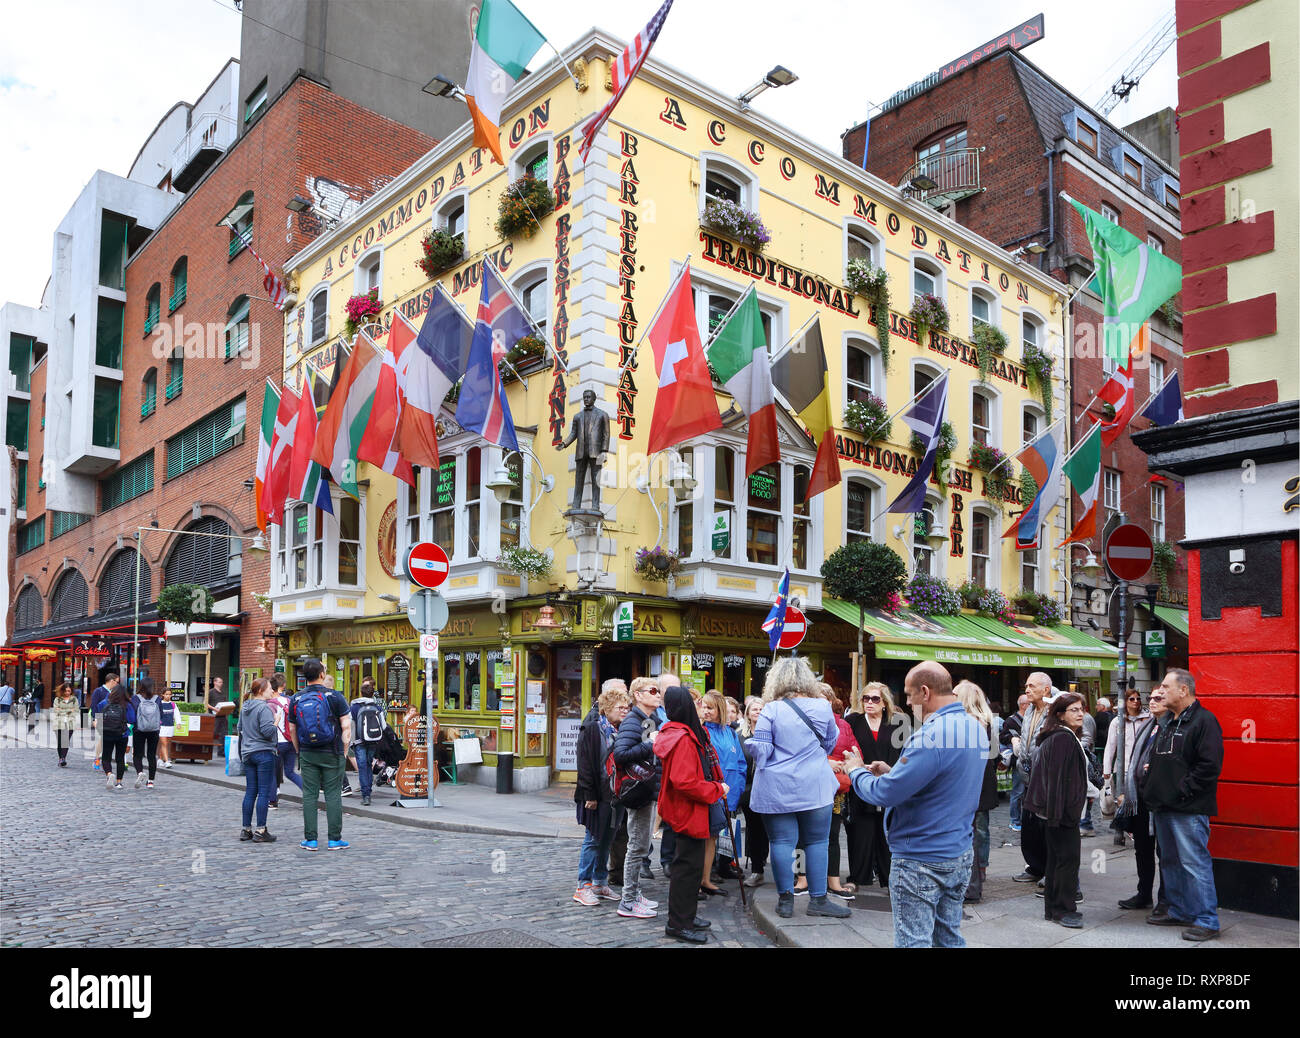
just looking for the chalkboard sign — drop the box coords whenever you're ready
[386,652,411,710]
[435,458,456,508]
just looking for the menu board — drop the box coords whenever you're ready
[385,652,411,710]
[395,709,438,799]
[435,457,456,508]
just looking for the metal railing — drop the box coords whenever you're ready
[172,113,237,176]
[900,147,984,207]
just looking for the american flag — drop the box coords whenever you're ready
[577,0,674,163]
[235,230,288,311]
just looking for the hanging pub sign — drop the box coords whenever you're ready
[24,647,59,662]
[1143,629,1167,659]
[73,638,112,659]
[186,633,216,652]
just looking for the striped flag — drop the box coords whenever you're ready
[312,338,381,498]
[262,383,299,527]
[1099,331,1141,447]
[234,230,287,310]
[1003,426,1063,551]
[465,0,547,164]
[1061,423,1102,546]
[288,365,334,516]
[255,380,280,532]
[771,315,841,499]
[356,320,419,486]
[706,285,778,476]
[577,0,675,163]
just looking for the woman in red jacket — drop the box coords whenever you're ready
[654,685,729,945]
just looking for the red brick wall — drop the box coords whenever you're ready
[12,75,434,682]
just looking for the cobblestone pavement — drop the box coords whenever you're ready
[0,733,773,949]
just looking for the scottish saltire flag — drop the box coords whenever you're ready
[761,568,791,652]
[1004,426,1063,551]
[1140,371,1183,427]
[577,0,675,162]
[887,372,950,513]
[457,261,525,453]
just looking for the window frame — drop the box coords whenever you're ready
[272,488,368,593]
[227,191,254,259]
[224,295,251,360]
[244,78,268,124]
[510,261,551,343]
[970,285,998,338]
[1150,355,1166,394]
[971,386,998,449]
[911,254,944,306]
[1104,468,1122,517]
[144,284,161,336]
[1100,201,1121,225]
[511,134,553,186]
[165,397,245,480]
[435,191,468,238]
[1146,233,1164,255]
[844,334,881,411]
[169,257,187,312]
[308,285,329,347]
[844,221,883,274]
[1151,484,1166,543]
[844,475,882,545]
[141,368,157,419]
[698,152,759,216]
[354,247,384,298]
[688,267,783,359]
[969,508,996,589]
[1021,402,1045,448]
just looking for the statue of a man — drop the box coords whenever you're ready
[560,389,611,511]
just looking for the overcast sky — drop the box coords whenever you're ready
[0,0,1178,307]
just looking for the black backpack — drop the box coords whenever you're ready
[355,701,384,744]
[102,700,127,736]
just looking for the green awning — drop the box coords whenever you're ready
[820,597,1138,671]
[1139,602,1189,636]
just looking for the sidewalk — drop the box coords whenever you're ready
[749,809,1298,949]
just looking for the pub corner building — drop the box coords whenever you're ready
[266,29,1127,791]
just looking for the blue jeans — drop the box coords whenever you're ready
[241,750,277,828]
[973,810,990,868]
[578,817,617,885]
[278,742,303,790]
[1009,768,1025,826]
[353,744,374,797]
[765,805,833,898]
[1153,812,1219,930]
[890,848,974,948]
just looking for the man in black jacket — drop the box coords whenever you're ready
[1001,695,1028,832]
[1143,667,1223,942]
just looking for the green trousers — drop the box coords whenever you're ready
[299,749,345,841]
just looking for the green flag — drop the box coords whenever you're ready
[1068,196,1181,363]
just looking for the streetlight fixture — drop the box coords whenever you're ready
[738,65,799,109]
[423,74,466,101]
[487,447,554,512]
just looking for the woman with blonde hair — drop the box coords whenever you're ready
[746,657,851,919]
[844,681,907,889]
[955,679,1000,903]
[737,695,769,886]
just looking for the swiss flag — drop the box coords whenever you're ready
[645,263,722,455]
[1098,333,1141,447]
[262,384,299,526]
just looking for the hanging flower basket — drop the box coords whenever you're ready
[700,198,771,252]
[416,228,465,280]
[1022,342,1055,422]
[634,546,680,582]
[909,293,949,346]
[844,394,892,442]
[971,322,1008,383]
[1153,541,1178,593]
[847,259,892,369]
[496,546,552,582]
[496,175,556,240]
[344,289,382,337]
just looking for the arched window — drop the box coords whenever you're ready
[50,570,89,622]
[513,267,549,340]
[700,154,758,213]
[846,225,881,267]
[227,191,254,258]
[141,368,157,419]
[169,257,187,311]
[1022,403,1044,447]
[970,510,994,587]
[356,249,382,296]
[225,295,250,359]
[165,517,238,589]
[144,283,161,335]
[846,478,876,544]
[912,257,942,302]
[971,286,998,335]
[1022,312,1043,353]
[515,139,550,184]
[98,550,150,614]
[437,193,467,236]
[846,337,880,405]
[166,348,183,401]
[705,168,742,205]
[15,585,42,630]
[972,389,995,447]
[309,286,328,346]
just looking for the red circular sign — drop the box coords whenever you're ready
[1104,523,1154,581]
[405,541,450,589]
[778,606,807,650]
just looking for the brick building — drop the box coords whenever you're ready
[843,48,1189,699]
[1135,0,1297,919]
[6,71,433,706]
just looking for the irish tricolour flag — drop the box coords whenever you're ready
[255,380,280,532]
[466,0,546,165]
[312,339,382,499]
[1062,422,1102,546]
[706,285,779,475]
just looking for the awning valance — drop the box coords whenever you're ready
[1139,602,1189,636]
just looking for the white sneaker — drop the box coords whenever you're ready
[134,773,145,789]
[617,901,657,919]
[591,884,619,901]
[573,885,601,906]
[105,774,115,790]
[163,761,173,769]
[634,893,659,910]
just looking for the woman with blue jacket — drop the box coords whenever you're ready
[701,690,746,890]
[746,657,852,920]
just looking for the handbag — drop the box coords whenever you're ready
[1100,782,1116,817]
[996,764,1013,793]
[717,818,735,860]
[225,735,244,776]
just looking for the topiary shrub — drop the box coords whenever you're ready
[822,541,908,659]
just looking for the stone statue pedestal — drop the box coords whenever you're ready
[564,508,606,588]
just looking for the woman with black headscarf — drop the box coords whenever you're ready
[653,686,728,944]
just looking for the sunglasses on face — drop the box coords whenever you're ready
[863,695,882,703]
[1127,696,1141,702]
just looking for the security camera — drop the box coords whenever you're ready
[1228,548,1245,575]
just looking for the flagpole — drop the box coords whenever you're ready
[866,370,951,524]
[980,411,1070,481]
[484,257,570,374]
[768,311,819,367]
[616,255,693,378]
[540,39,582,90]
[702,281,758,352]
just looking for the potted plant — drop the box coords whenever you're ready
[846,259,892,369]
[909,421,958,494]
[700,197,772,252]
[905,574,962,617]
[1033,595,1064,626]
[968,442,1010,503]
[344,289,382,337]
[1153,541,1177,593]
[821,540,908,660]
[844,394,892,443]
[634,546,681,582]
[1022,342,1055,422]
[496,175,557,240]
[971,322,1008,383]
[496,545,552,583]
[416,228,465,279]
[908,292,949,346]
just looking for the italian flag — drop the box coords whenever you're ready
[288,365,333,515]
[312,339,381,498]
[466,0,547,165]
[255,380,280,531]
[1062,422,1102,546]
[707,285,779,475]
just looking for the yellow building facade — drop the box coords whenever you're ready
[273,30,1072,789]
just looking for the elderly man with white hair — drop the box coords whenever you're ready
[1011,672,1055,884]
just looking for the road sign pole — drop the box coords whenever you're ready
[1117,580,1128,701]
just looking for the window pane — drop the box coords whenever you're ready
[722,653,745,699]
[914,369,934,397]
[677,502,693,556]
[465,447,481,502]
[847,233,872,263]
[914,267,935,298]
[746,511,779,565]
[443,653,462,710]
[715,447,734,503]
[847,345,872,402]
[705,171,740,204]
[1023,410,1039,446]
[447,203,465,236]
[847,482,870,541]
[972,294,990,324]
[747,464,779,511]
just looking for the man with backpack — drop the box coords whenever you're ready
[131,683,163,789]
[613,676,665,919]
[288,658,352,851]
[349,679,385,806]
[89,672,119,773]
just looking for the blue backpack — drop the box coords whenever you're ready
[294,691,337,748]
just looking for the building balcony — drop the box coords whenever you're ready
[272,588,367,626]
[900,147,985,208]
[172,113,237,193]
[6,370,31,396]
[670,559,823,610]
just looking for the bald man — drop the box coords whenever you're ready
[841,661,988,948]
[1012,672,1055,884]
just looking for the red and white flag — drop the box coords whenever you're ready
[356,320,417,486]
[261,383,299,526]
[235,230,287,310]
[1098,327,1145,447]
[577,0,675,163]
[645,262,723,455]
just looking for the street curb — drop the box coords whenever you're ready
[750,896,806,949]
[163,765,572,840]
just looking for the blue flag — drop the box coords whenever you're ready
[456,262,527,453]
[887,372,950,513]
[761,568,791,652]
[1140,372,1183,427]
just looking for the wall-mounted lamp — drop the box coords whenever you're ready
[423,74,466,101]
[738,65,799,109]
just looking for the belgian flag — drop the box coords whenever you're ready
[771,315,841,500]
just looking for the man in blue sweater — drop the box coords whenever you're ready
[841,660,988,948]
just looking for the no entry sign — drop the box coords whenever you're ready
[1104,523,1154,582]
[778,606,807,650]
[405,541,450,589]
